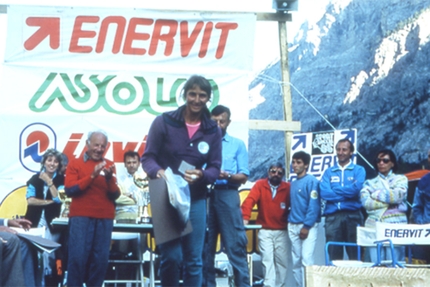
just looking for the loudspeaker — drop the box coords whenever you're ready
[272,0,299,12]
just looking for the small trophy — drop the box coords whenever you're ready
[58,189,71,218]
[133,172,151,224]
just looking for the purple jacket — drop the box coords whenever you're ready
[141,105,222,200]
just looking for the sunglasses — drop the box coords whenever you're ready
[269,169,283,175]
[377,158,391,164]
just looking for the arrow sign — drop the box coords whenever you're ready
[23,143,43,162]
[24,17,60,50]
[292,134,307,150]
[340,129,356,144]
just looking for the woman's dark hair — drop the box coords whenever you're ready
[182,75,212,100]
[40,148,63,173]
[373,149,398,173]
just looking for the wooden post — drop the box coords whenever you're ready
[254,13,299,178]
[278,20,293,177]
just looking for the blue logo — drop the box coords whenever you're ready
[19,123,57,172]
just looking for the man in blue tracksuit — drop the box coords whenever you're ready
[320,139,366,261]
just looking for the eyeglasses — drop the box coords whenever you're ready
[269,169,283,175]
[377,158,391,164]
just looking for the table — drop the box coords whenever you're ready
[52,218,261,287]
[51,218,155,287]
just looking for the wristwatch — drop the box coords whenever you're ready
[227,173,232,180]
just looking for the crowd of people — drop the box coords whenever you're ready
[1,74,430,287]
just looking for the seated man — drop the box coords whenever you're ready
[0,218,36,286]
[115,150,145,223]
[111,151,146,262]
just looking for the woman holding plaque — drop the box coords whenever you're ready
[141,75,222,286]
[360,149,408,263]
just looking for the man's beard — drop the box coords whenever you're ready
[269,176,282,186]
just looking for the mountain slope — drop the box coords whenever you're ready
[249,0,430,180]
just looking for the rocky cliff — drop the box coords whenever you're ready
[249,0,430,181]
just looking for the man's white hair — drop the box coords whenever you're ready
[86,130,108,144]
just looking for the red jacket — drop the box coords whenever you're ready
[65,156,120,219]
[241,179,290,230]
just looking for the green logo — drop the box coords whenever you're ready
[29,73,220,115]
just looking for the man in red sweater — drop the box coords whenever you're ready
[241,163,290,287]
[65,130,120,287]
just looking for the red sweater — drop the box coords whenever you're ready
[65,157,120,219]
[241,179,290,230]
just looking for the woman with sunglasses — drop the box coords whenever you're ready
[360,149,408,263]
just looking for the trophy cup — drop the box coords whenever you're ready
[133,172,151,224]
[58,189,71,218]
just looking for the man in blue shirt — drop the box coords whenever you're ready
[320,139,365,261]
[289,151,320,287]
[203,105,250,287]
[412,148,430,263]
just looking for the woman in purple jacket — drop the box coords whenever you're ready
[141,75,222,286]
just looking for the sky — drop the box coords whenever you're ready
[0,0,330,74]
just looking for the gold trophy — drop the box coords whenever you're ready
[133,172,151,224]
[58,189,71,218]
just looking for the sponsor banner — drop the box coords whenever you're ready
[0,6,254,203]
[0,117,248,203]
[0,65,249,117]
[4,5,255,72]
[376,222,430,245]
[289,129,358,180]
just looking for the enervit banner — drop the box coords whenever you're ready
[0,5,255,202]
[376,222,430,245]
[289,129,358,180]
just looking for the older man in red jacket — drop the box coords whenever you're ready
[242,163,291,287]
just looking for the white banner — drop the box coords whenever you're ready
[4,6,255,73]
[288,129,358,180]
[376,222,430,245]
[0,5,256,203]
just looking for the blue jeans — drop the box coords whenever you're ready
[158,199,206,287]
[325,210,363,260]
[20,239,39,286]
[67,217,113,287]
[203,189,250,287]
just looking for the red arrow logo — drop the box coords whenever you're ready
[24,17,60,50]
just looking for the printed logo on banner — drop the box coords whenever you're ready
[19,123,56,172]
[29,74,220,115]
[290,129,357,181]
[312,132,334,155]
